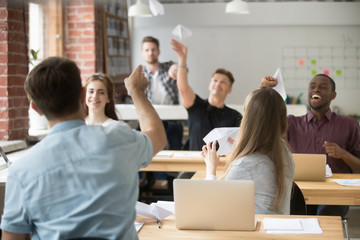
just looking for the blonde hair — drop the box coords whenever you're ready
[222,87,288,211]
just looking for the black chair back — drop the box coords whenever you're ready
[290,182,307,215]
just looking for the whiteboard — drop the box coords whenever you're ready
[130,2,360,115]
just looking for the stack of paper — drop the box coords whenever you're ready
[331,179,360,186]
[263,218,323,234]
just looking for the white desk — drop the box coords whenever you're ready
[115,104,307,121]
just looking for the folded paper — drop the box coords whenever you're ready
[272,68,287,101]
[203,127,239,156]
[136,201,173,220]
[149,0,164,16]
[172,24,192,41]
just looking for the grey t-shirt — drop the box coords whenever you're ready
[225,146,295,214]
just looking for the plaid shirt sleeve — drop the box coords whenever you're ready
[143,61,179,105]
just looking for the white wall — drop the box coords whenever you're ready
[130,2,360,115]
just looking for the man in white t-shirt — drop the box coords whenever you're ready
[141,36,183,150]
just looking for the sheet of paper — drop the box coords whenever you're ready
[156,201,175,214]
[326,164,332,177]
[136,201,173,220]
[264,218,322,234]
[263,218,302,230]
[203,127,239,155]
[172,152,201,158]
[149,0,164,16]
[172,24,192,41]
[134,222,144,232]
[155,151,173,157]
[331,179,360,186]
[272,68,287,101]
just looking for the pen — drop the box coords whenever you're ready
[157,219,161,228]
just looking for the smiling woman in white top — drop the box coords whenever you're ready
[202,87,295,215]
[84,73,119,127]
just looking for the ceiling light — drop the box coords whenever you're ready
[128,0,152,17]
[225,0,250,14]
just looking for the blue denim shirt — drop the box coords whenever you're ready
[1,120,152,240]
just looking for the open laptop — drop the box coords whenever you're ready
[173,179,256,231]
[293,153,326,181]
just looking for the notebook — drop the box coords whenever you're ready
[293,153,326,181]
[173,179,256,231]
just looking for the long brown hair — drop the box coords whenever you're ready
[223,87,288,211]
[84,73,119,121]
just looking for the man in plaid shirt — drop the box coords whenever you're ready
[141,36,179,105]
[140,36,183,191]
[141,36,183,151]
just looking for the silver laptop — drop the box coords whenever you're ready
[173,179,256,231]
[293,153,326,181]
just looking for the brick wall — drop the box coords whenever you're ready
[64,0,104,84]
[0,0,29,140]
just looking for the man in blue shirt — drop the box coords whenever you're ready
[1,57,167,240]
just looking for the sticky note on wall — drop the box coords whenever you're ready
[311,70,317,76]
[310,59,317,65]
[336,70,342,76]
[323,69,330,75]
[298,59,305,66]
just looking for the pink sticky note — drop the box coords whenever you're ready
[298,59,305,66]
[323,69,330,75]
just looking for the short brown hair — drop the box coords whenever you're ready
[212,68,235,86]
[142,36,159,48]
[24,57,82,120]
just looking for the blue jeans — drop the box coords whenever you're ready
[163,121,183,150]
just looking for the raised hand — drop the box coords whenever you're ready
[170,38,187,60]
[260,76,278,88]
[124,65,148,95]
[201,140,220,176]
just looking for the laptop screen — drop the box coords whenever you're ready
[174,179,256,231]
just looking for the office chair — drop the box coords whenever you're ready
[290,182,307,215]
[342,217,349,240]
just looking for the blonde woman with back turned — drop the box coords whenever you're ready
[202,87,295,214]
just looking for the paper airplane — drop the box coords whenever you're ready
[136,201,173,221]
[149,0,164,16]
[203,127,239,156]
[272,68,287,101]
[172,24,192,41]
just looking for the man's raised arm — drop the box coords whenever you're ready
[125,65,167,155]
[170,38,195,109]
